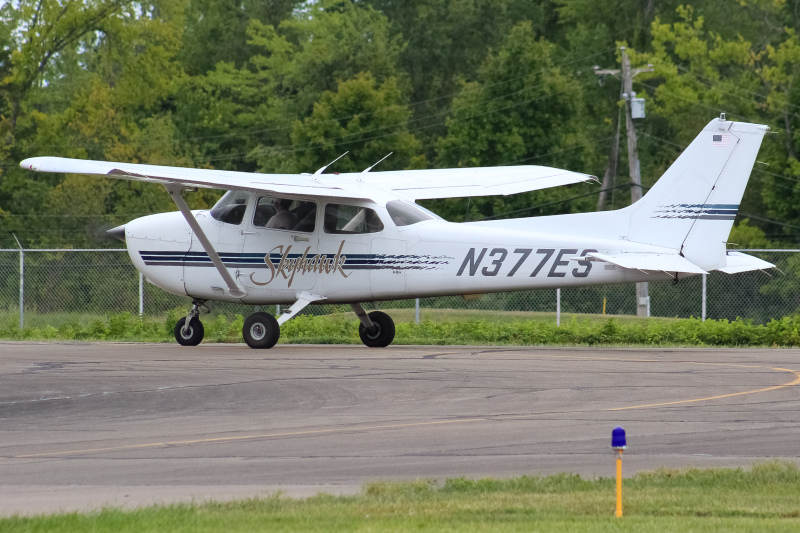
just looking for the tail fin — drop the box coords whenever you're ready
[627,116,768,270]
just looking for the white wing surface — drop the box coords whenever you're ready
[19,156,595,202]
[20,156,364,200]
[359,166,597,200]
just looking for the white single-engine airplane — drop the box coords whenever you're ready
[21,115,774,348]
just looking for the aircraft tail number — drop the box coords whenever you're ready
[456,248,597,278]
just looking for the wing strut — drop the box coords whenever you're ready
[164,185,247,298]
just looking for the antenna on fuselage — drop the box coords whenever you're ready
[362,152,393,173]
[314,151,349,175]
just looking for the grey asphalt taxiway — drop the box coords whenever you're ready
[1,342,799,515]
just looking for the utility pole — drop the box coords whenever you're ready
[595,47,653,318]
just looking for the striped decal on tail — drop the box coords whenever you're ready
[651,204,738,221]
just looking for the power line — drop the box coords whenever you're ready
[639,131,800,188]
[502,136,616,166]
[477,183,641,221]
[199,80,598,164]
[738,213,800,231]
[17,47,619,154]
[634,80,762,124]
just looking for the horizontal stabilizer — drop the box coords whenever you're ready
[716,252,775,274]
[578,252,708,274]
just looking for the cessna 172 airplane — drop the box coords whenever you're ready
[20,115,774,349]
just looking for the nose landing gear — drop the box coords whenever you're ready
[174,299,209,346]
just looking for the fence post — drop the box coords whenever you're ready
[415,298,420,324]
[19,247,24,330]
[701,273,707,322]
[139,272,144,317]
[556,288,561,327]
[14,235,23,330]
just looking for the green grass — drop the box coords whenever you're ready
[2,308,800,347]
[380,307,681,325]
[3,462,800,531]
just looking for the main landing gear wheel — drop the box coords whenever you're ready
[243,312,280,349]
[359,311,395,348]
[174,317,204,346]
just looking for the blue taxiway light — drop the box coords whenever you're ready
[612,426,627,449]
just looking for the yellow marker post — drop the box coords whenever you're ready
[611,426,626,517]
[615,449,623,517]
[603,297,607,315]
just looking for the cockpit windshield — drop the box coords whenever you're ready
[385,200,441,227]
[209,191,249,225]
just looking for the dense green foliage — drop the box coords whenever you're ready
[5,309,800,346]
[3,462,800,531]
[2,1,800,247]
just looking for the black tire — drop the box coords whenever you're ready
[174,317,204,346]
[243,312,280,349]
[358,311,395,348]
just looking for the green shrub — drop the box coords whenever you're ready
[4,312,800,347]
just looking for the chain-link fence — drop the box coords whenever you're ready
[0,249,796,329]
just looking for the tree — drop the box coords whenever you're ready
[364,0,551,155]
[633,4,800,241]
[275,72,423,174]
[0,1,206,247]
[432,21,604,221]
[174,0,405,173]
[0,0,131,152]
[179,0,300,76]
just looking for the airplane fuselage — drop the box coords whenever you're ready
[124,195,679,305]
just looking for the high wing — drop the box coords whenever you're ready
[19,157,595,202]
[20,156,366,200]
[358,166,597,200]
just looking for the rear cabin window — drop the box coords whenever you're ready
[385,200,439,226]
[209,190,249,225]
[253,196,317,232]
[324,204,384,234]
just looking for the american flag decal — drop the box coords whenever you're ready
[712,134,731,146]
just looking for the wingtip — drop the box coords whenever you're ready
[19,157,38,171]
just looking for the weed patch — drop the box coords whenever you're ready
[2,311,800,347]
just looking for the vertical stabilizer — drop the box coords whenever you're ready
[626,117,767,270]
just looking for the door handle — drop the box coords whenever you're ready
[293,235,309,242]
[241,230,257,235]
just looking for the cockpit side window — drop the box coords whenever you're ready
[324,203,384,234]
[253,196,317,232]
[209,190,249,225]
[385,200,440,226]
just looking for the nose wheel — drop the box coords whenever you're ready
[173,299,208,346]
[174,316,204,346]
